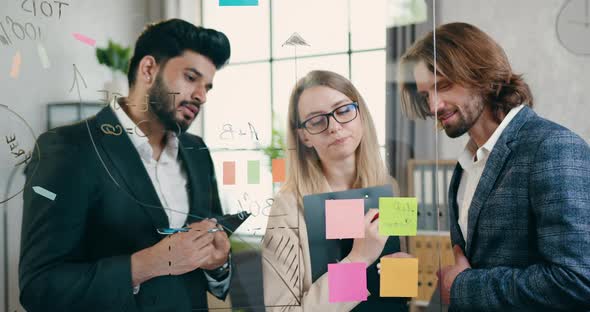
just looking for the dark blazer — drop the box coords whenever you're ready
[448,106,590,311]
[19,107,227,311]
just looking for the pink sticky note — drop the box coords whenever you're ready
[328,262,367,303]
[72,33,96,46]
[325,199,364,239]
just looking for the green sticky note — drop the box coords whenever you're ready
[247,160,260,184]
[379,197,417,236]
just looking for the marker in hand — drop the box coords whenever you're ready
[156,227,190,235]
[371,212,379,223]
[156,227,223,235]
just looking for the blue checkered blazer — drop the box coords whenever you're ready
[448,106,590,311]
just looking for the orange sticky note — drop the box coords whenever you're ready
[380,258,419,297]
[223,161,236,185]
[272,158,285,182]
[10,51,21,78]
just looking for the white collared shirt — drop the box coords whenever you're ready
[112,100,190,228]
[456,105,524,243]
[110,99,230,296]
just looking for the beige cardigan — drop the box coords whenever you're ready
[261,187,407,312]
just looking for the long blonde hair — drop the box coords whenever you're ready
[282,70,391,203]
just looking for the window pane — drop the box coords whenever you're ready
[272,0,348,58]
[351,50,386,145]
[203,0,270,63]
[210,150,273,236]
[350,0,386,50]
[204,63,272,148]
[386,0,428,28]
[272,55,350,132]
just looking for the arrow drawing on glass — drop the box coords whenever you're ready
[281,32,310,93]
[281,32,310,47]
[69,64,87,104]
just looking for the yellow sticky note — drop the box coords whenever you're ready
[379,197,417,236]
[380,258,418,297]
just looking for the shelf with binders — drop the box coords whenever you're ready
[406,159,457,309]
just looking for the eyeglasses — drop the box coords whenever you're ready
[298,102,359,135]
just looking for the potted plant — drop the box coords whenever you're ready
[261,118,287,192]
[262,126,286,166]
[96,40,132,101]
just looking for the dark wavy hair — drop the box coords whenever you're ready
[127,18,231,87]
[399,22,533,122]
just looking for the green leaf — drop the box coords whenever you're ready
[95,39,132,74]
[261,121,287,168]
[96,48,107,66]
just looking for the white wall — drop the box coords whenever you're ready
[0,0,149,310]
[436,0,590,159]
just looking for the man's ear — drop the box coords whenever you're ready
[138,55,159,85]
[297,129,313,148]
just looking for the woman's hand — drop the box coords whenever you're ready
[347,208,388,265]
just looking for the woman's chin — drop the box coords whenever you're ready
[323,149,357,163]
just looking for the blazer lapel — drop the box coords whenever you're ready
[464,141,511,256]
[92,107,169,229]
[464,106,535,256]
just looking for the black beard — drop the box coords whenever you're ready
[147,74,188,134]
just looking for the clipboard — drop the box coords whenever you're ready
[303,185,407,310]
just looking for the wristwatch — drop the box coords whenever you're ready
[206,256,231,281]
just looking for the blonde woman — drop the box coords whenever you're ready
[262,70,409,312]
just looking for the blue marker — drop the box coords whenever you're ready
[156,228,190,235]
[157,227,223,235]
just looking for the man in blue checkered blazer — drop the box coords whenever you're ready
[399,22,590,311]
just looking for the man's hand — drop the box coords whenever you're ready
[437,245,471,305]
[199,218,231,271]
[131,219,220,286]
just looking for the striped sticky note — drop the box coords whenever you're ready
[247,160,260,184]
[272,158,286,183]
[33,186,57,201]
[223,161,236,185]
[219,0,258,6]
